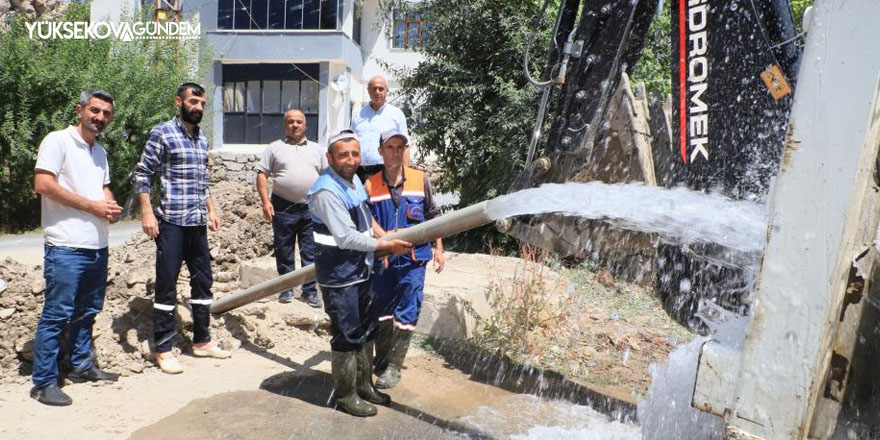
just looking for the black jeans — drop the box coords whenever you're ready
[271,194,317,297]
[153,220,213,353]
[321,281,377,352]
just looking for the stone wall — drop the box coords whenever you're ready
[209,150,262,185]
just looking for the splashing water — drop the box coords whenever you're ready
[637,305,749,440]
[459,394,641,439]
[486,182,767,254]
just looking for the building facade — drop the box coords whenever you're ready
[90,0,426,149]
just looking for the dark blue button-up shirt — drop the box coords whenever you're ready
[134,117,210,226]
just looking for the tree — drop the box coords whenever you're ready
[0,3,204,232]
[631,5,671,97]
[383,0,552,252]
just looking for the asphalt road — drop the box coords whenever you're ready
[0,221,142,266]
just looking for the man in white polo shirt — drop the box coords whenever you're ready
[351,75,409,182]
[31,89,123,406]
[256,109,327,306]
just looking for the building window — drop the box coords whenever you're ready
[392,8,426,50]
[221,64,321,144]
[353,0,362,45]
[218,0,341,30]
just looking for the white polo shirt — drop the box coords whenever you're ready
[35,126,111,249]
[351,102,408,166]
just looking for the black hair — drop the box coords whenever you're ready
[177,82,205,99]
[78,89,114,107]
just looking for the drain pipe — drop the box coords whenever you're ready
[210,201,493,314]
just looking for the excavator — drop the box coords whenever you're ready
[212,1,880,438]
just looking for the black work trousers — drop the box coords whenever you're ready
[153,220,213,353]
[321,280,377,352]
[271,194,317,297]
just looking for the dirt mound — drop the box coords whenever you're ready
[0,180,281,384]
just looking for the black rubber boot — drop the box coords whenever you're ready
[372,320,394,375]
[331,350,377,417]
[375,330,412,390]
[30,384,73,406]
[357,341,391,406]
[67,365,119,383]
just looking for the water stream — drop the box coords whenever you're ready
[486,181,767,255]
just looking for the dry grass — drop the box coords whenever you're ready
[468,247,693,400]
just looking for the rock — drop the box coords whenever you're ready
[0,278,7,294]
[16,338,34,362]
[238,257,277,289]
[597,269,615,287]
[0,308,14,319]
[9,0,35,17]
[30,279,45,295]
[241,305,267,318]
[139,340,153,359]
[124,253,135,263]
[283,313,331,329]
[212,168,227,182]
[216,151,239,162]
[126,271,149,287]
[128,363,145,373]
[225,161,245,171]
[32,0,56,16]
[215,271,235,283]
[174,304,193,328]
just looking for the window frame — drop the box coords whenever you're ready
[391,7,426,50]
[221,75,321,144]
[217,0,342,31]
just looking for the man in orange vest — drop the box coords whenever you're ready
[365,129,446,389]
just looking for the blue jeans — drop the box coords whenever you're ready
[372,262,426,330]
[271,194,317,297]
[33,245,108,388]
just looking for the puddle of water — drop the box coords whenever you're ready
[459,394,640,439]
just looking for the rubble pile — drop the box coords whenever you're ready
[0,180,278,384]
[0,0,68,25]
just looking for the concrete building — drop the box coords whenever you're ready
[90,0,426,149]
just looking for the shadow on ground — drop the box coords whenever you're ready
[128,318,493,440]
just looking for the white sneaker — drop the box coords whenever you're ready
[192,345,232,359]
[156,356,184,374]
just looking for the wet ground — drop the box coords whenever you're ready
[128,351,639,440]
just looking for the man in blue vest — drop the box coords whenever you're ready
[307,128,412,417]
[365,129,445,390]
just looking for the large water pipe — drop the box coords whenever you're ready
[210,201,492,314]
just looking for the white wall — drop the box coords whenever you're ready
[357,0,424,107]
[89,0,140,23]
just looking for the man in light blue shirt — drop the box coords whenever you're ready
[351,75,408,181]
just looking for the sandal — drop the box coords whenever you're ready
[192,345,232,359]
[156,356,184,374]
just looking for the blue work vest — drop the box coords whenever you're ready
[307,169,373,287]
[365,168,433,265]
